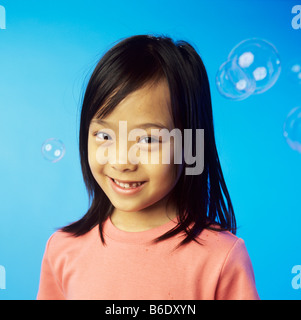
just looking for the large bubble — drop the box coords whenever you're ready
[41,138,66,162]
[228,38,281,94]
[283,107,301,153]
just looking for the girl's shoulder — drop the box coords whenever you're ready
[44,225,99,259]
[200,223,238,241]
[195,224,248,257]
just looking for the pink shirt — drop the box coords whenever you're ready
[37,217,259,300]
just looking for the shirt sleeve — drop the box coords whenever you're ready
[215,238,260,300]
[36,234,65,300]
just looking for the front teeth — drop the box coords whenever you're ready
[113,179,143,189]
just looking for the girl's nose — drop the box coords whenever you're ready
[111,142,138,172]
[111,162,137,172]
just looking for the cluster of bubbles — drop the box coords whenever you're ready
[216,38,281,101]
[41,138,66,163]
[216,38,301,154]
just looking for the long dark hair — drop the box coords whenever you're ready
[61,34,236,247]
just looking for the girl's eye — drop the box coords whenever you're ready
[139,136,159,144]
[95,132,112,140]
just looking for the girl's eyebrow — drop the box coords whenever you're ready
[91,119,110,126]
[91,118,169,130]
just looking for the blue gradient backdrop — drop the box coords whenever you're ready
[0,0,300,300]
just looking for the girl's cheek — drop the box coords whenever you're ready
[142,140,174,165]
[88,139,101,170]
[146,162,177,184]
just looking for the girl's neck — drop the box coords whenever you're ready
[110,202,177,232]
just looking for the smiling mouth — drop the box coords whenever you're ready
[110,177,146,189]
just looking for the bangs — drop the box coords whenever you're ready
[89,37,166,121]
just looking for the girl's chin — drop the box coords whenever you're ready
[110,198,166,214]
[109,198,149,211]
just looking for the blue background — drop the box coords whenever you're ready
[0,0,300,300]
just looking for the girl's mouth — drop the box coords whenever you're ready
[108,177,146,194]
[112,178,145,189]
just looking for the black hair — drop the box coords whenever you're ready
[61,34,236,247]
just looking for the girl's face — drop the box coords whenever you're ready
[88,79,182,222]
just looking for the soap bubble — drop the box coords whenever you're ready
[287,60,301,86]
[283,107,301,153]
[216,59,256,100]
[228,38,281,94]
[41,138,66,162]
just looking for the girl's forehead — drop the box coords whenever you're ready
[93,79,174,129]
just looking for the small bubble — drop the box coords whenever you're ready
[41,138,66,162]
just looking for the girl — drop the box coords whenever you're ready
[37,34,259,300]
